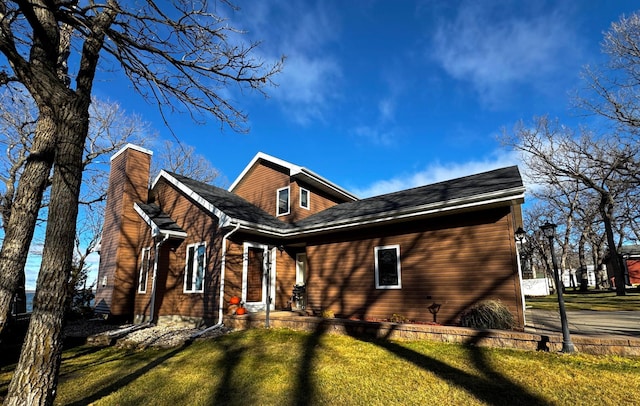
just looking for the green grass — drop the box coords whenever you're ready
[526,290,640,311]
[2,328,639,405]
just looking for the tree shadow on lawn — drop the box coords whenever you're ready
[67,342,192,406]
[212,338,249,405]
[291,321,330,406]
[343,326,551,406]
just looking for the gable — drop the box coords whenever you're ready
[229,153,357,222]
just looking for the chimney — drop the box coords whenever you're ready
[95,144,152,320]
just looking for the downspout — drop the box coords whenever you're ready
[191,222,240,339]
[149,233,170,324]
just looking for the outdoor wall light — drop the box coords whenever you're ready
[539,221,575,353]
[515,226,526,243]
[427,302,441,323]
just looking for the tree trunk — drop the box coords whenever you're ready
[600,194,626,296]
[0,112,56,334]
[4,100,88,406]
[578,232,589,291]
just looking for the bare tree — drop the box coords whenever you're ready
[152,140,226,185]
[0,1,281,404]
[0,90,154,314]
[578,12,640,135]
[0,86,38,230]
[503,116,639,296]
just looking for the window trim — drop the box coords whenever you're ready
[299,187,310,210]
[276,186,290,216]
[374,245,402,289]
[184,242,206,293]
[138,247,152,294]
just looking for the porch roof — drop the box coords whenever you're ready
[134,202,187,239]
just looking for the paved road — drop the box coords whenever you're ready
[525,308,640,338]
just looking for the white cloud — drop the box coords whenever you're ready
[351,95,401,145]
[271,54,341,124]
[352,150,521,198]
[430,1,582,107]
[236,0,342,124]
[353,125,396,146]
[378,98,395,122]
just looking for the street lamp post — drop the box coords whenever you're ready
[540,222,575,353]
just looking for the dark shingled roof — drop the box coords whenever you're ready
[136,202,186,235]
[295,166,523,227]
[166,172,294,230]
[159,166,523,234]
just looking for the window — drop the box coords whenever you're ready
[277,186,290,216]
[300,188,310,210]
[374,245,402,289]
[185,242,206,293]
[138,247,152,294]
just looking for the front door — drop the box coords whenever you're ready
[242,243,276,312]
[246,246,264,303]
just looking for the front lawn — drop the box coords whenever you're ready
[526,290,640,311]
[2,328,639,405]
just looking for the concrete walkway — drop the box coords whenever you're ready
[525,308,640,338]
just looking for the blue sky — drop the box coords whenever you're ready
[23,0,640,290]
[93,0,638,196]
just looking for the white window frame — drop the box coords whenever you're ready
[184,242,206,293]
[276,186,290,216]
[374,245,402,289]
[138,247,152,294]
[299,187,310,210]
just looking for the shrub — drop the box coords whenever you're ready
[390,313,409,323]
[321,309,335,319]
[459,300,515,330]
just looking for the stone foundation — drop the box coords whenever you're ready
[225,312,640,357]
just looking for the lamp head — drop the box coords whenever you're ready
[540,222,557,239]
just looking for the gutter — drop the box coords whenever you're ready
[190,222,241,339]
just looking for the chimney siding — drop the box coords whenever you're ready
[95,145,151,319]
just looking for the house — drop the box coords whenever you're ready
[95,144,527,328]
[615,245,640,287]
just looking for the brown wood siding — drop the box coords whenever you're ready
[132,226,154,318]
[287,180,346,222]
[303,206,525,328]
[233,162,290,216]
[135,179,223,320]
[222,239,245,309]
[274,249,297,309]
[232,161,346,222]
[96,147,151,317]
